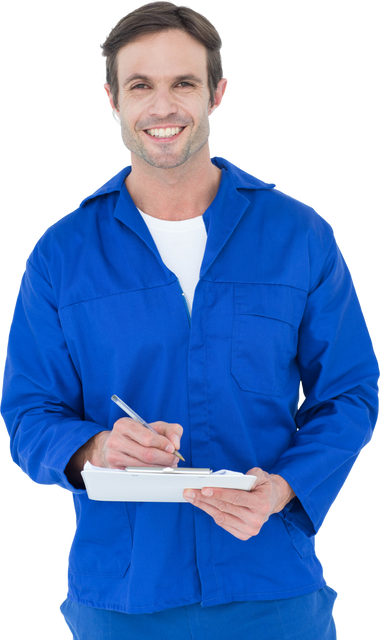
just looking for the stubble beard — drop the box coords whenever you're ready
[120,114,210,170]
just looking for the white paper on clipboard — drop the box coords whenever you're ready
[81,462,256,502]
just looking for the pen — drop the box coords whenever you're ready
[111,395,185,462]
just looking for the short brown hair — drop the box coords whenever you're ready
[101,1,223,109]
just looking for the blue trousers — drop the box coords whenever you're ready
[61,586,337,640]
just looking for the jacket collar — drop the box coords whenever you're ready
[79,158,275,208]
[200,163,275,278]
[79,159,275,280]
[211,157,275,191]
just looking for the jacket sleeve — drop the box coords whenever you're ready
[269,236,379,536]
[1,258,106,493]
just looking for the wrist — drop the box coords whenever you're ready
[86,431,109,467]
[270,474,296,513]
[64,431,108,488]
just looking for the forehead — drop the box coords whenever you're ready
[117,29,208,83]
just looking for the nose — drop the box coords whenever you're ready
[147,86,178,119]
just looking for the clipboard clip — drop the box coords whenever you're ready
[125,466,213,475]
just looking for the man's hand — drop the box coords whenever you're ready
[183,468,295,541]
[87,418,183,469]
[65,418,183,487]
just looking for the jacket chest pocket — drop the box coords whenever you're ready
[231,284,307,396]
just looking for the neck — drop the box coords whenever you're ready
[125,145,221,221]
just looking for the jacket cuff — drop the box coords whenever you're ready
[269,469,317,537]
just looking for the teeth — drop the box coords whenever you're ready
[146,127,183,138]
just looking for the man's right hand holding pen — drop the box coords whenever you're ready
[65,418,183,488]
[88,418,183,469]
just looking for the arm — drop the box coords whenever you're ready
[1,259,106,492]
[269,237,378,535]
[1,259,182,492]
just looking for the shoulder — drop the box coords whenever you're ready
[217,156,334,243]
[27,167,130,278]
[239,180,336,252]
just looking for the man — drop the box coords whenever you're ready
[1,2,378,639]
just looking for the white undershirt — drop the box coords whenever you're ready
[138,209,207,312]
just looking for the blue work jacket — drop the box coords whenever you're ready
[1,157,378,614]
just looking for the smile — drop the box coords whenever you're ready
[144,126,185,139]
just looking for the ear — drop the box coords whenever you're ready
[104,84,119,112]
[209,78,227,115]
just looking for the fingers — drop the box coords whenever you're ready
[104,418,183,468]
[150,421,184,451]
[115,418,182,450]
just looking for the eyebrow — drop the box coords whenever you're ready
[122,73,203,88]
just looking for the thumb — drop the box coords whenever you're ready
[246,467,270,487]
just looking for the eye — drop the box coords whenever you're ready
[132,81,194,89]
[131,83,149,90]
[177,82,193,88]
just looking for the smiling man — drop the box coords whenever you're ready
[1,3,378,640]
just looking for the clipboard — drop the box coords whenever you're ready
[81,462,256,502]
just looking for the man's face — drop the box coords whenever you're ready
[110,29,215,170]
